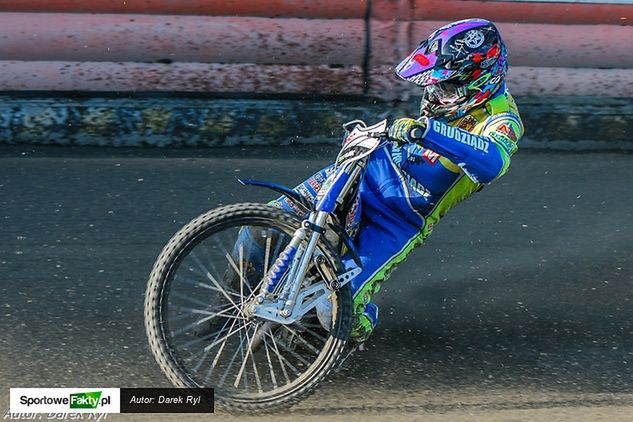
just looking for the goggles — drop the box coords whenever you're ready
[425,81,468,106]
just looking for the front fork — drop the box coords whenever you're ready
[278,211,329,316]
[251,162,363,322]
[254,211,328,316]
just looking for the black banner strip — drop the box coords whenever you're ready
[119,388,214,413]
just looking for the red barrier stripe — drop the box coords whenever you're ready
[0,0,367,18]
[0,13,365,65]
[4,13,628,69]
[1,0,630,24]
[372,0,633,25]
[0,61,365,95]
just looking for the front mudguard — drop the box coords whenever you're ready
[238,178,362,268]
[238,178,312,214]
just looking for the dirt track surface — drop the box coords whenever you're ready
[1,145,632,420]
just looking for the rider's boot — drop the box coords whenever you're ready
[334,302,377,372]
[315,295,379,343]
[350,302,378,343]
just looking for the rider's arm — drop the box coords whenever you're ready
[418,114,523,184]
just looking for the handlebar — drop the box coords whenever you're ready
[368,131,388,139]
[368,126,424,142]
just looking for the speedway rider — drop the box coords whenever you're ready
[272,18,524,343]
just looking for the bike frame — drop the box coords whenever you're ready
[245,120,388,325]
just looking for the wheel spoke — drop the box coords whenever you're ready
[192,317,232,373]
[233,321,259,389]
[204,271,243,316]
[171,303,239,318]
[264,334,291,384]
[281,325,320,355]
[170,307,243,338]
[211,234,255,298]
[175,329,221,351]
[225,251,254,298]
[203,319,251,352]
[169,303,242,326]
[272,232,287,258]
[199,241,241,295]
[175,273,241,299]
[240,274,269,306]
[263,228,272,275]
[272,336,311,368]
[238,328,249,390]
[262,335,278,389]
[203,316,241,383]
[303,326,328,343]
[264,330,302,377]
[189,251,228,290]
[239,243,245,309]
[171,290,216,309]
[244,321,263,393]
[217,336,244,388]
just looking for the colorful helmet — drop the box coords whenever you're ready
[395,18,508,117]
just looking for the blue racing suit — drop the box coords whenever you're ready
[272,84,524,342]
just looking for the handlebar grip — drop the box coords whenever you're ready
[409,127,424,140]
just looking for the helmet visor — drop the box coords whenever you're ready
[425,81,468,106]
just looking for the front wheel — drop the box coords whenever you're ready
[144,203,353,412]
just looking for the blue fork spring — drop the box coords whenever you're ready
[264,244,298,293]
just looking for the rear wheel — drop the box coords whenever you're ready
[145,203,353,412]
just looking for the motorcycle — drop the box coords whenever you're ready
[144,120,389,411]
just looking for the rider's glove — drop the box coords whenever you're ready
[387,118,427,146]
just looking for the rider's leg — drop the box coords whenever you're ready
[348,211,425,343]
[348,147,428,343]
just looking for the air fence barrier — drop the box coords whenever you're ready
[0,0,631,148]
